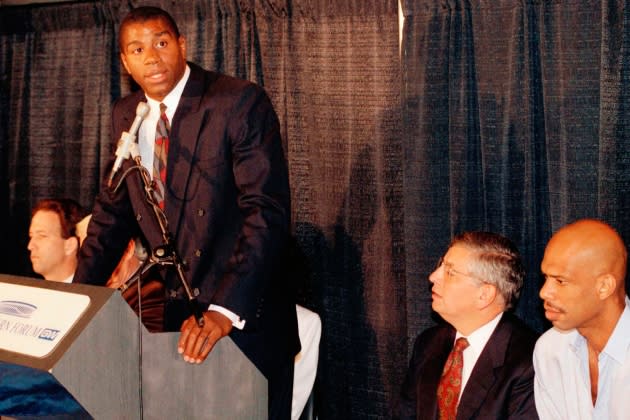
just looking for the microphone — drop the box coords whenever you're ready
[107,101,150,188]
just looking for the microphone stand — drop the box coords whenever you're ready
[111,149,205,328]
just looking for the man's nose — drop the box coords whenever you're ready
[144,47,160,64]
[428,265,443,284]
[539,278,552,300]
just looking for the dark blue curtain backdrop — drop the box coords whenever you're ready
[1,0,629,418]
[400,0,630,352]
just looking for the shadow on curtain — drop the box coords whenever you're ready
[400,0,630,352]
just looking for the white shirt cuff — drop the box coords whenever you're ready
[208,304,246,330]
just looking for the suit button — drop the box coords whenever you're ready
[136,213,142,222]
[195,249,202,257]
[197,208,205,216]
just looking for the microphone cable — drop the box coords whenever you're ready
[136,273,144,419]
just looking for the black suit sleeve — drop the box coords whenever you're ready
[394,327,450,420]
[208,83,291,322]
[504,354,538,419]
[74,99,142,285]
[395,334,424,419]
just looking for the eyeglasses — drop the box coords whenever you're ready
[435,256,485,284]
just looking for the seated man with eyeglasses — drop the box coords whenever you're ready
[395,231,539,420]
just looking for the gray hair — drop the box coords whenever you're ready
[450,231,524,310]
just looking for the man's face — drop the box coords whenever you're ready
[429,244,484,325]
[28,210,70,279]
[119,17,187,102]
[539,240,601,331]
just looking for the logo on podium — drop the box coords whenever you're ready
[0,283,90,358]
[0,300,37,318]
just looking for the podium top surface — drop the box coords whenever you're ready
[0,274,116,371]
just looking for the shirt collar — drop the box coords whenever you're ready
[456,311,503,352]
[601,296,630,363]
[569,296,630,363]
[145,64,190,120]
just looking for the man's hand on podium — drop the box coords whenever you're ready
[178,311,233,364]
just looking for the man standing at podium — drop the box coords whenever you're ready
[74,6,299,419]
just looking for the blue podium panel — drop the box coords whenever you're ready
[0,362,90,419]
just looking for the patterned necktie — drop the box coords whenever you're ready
[436,337,469,420]
[153,103,169,208]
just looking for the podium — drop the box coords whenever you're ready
[0,274,267,419]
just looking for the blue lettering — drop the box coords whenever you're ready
[38,329,60,341]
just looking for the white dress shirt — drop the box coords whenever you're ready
[456,312,503,403]
[533,297,630,420]
[138,66,190,175]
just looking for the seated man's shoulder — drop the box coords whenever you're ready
[534,326,576,355]
[532,328,577,384]
[419,322,451,338]
[411,323,452,350]
[504,312,540,345]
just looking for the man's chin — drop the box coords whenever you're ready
[143,85,170,102]
[548,319,574,332]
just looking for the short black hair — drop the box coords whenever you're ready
[119,6,181,52]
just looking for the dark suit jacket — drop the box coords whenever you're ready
[75,63,300,378]
[395,313,539,420]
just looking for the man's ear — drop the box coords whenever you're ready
[64,236,79,257]
[596,274,617,300]
[121,52,130,74]
[478,283,498,309]
[178,35,187,58]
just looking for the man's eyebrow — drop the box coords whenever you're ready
[124,40,142,50]
[124,31,172,49]
[543,272,566,280]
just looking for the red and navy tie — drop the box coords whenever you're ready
[436,337,469,420]
[153,103,169,208]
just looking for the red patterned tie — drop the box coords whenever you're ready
[153,103,169,208]
[437,337,469,420]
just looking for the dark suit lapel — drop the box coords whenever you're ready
[117,92,146,138]
[113,92,173,248]
[456,315,512,419]
[166,63,209,234]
